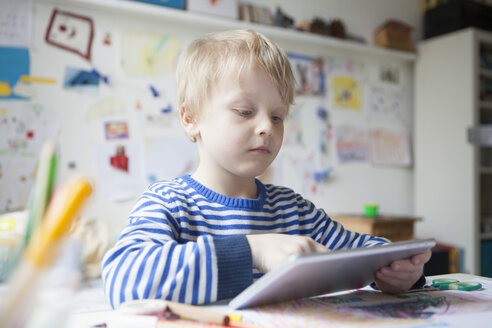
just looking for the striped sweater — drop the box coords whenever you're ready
[101,175,388,308]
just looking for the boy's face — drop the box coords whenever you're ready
[194,65,288,179]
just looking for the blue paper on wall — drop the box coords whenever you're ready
[0,47,30,100]
[63,66,99,95]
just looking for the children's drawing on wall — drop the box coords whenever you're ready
[85,96,126,123]
[335,125,369,163]
[0,47,30,100]
[379,64,400,84]
[136,81,177,135]
[332,76,362,110]
[110,145,129,172]
[288,53,325,95]
[63,66,99,95]
[368,84,406,123]
[0,0,33,47]
[369,128,412,166]
[96,142,142,202]
[0,102,59,211]
[143,136,198,184]
[45,9,94,61]
[121,31,180,76]
[104,121,129,140]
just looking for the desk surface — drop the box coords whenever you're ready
[64,273,492,328]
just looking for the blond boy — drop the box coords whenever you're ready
[102,30,430,308]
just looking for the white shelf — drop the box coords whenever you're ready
[38,0,417,62]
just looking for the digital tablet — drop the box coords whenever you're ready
[229,238,436,309]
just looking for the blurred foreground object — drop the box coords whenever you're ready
[0,176,92,328]
[71,217,112,279]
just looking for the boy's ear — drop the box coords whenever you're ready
[179,104,199,143]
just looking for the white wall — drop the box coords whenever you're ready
[25,0,421,236]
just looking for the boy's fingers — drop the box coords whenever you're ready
[412,249,432,265]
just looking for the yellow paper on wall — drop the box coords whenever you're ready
[0,81,12,96]
[332,76,361,110]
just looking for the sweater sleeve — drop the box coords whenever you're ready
[101,192,253,308]
[301,199,389,249]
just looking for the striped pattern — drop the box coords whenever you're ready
[102,175,388,308]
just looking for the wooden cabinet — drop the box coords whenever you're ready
[333,215,419,242]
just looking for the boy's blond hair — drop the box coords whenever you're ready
[176,29,295,119]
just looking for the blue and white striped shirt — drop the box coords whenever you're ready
[101,175,388,308]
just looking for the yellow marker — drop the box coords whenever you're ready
[20,75,56,84]
[25,176,92,267]
[0,81,11,96]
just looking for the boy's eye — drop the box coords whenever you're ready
[272,115,283,123]
[235,108,253,116]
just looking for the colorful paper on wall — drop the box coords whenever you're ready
[96,143,142,202]
[369,128,411,166]
[288,53,325,95]
[104,121,129,140]
[332,76,361,110]
[45,9,94,60]
[335,125,369,163]
[121,31,180,76]
[0,102,60,211]
[0,47,30,100]
[63,66,99,95]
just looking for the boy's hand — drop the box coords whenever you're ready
[246,234,329,273]
[375,249,432,293]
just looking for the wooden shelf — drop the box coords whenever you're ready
[37,0,417,62]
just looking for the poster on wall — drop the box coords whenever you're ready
[368,84,406,123]
[96,142,142,202]
[45,9,94,60]
[121,31,181,76]
[288,53,325,96]
[0,102,60,211]
[335,125,369,163]
[369,128,412,166]
[0,47,30,100]
[0,0,33,47]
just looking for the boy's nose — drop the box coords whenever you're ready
[256,115,273,136]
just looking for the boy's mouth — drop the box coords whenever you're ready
[250,146,270,154]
